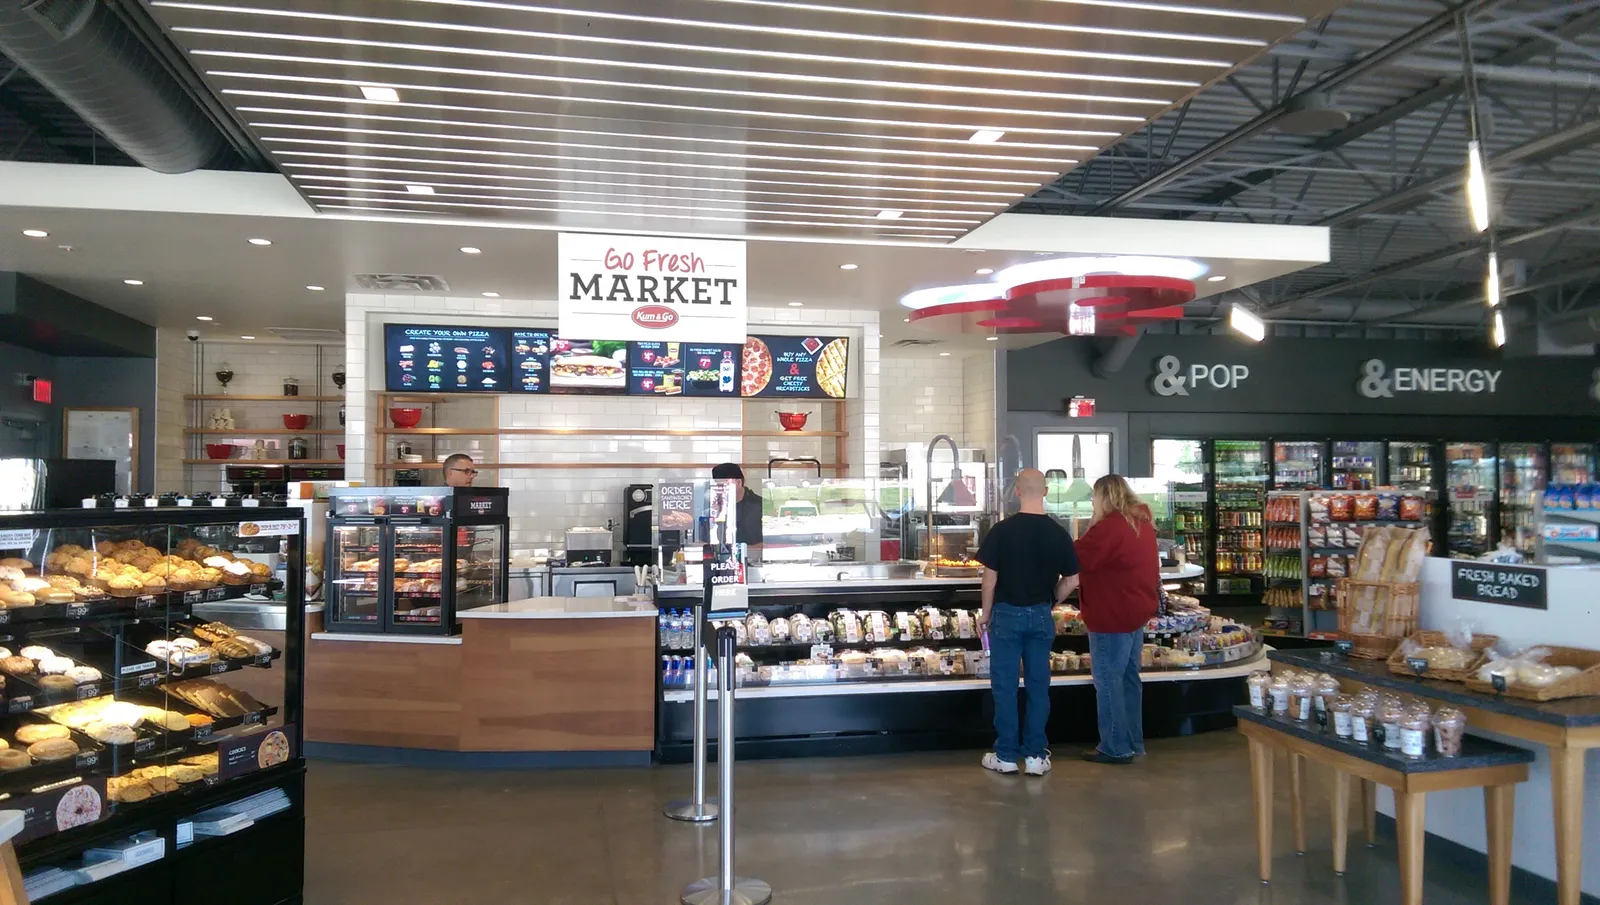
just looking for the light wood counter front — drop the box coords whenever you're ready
[305,606,656,755]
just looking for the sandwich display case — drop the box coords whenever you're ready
[324,486,509,635]
[0,504,306,905]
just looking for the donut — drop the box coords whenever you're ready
[170,638,200,652]
[19,646,52,661]
[28,737,79,762]
[144,640,173,660]
[0,656,35,676]
[37,656,74,675]
[38,675,76,693]
[0,749,29,771]
[66,666,101,685]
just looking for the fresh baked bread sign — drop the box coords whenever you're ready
[559,232,746,343]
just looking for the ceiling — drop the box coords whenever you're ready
[139,0,1331,242]
[1012,0,1600,334]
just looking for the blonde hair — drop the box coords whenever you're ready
[1092,474,1148,533]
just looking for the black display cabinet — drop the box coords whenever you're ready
[0,505,306,905]
[323,486,509,635]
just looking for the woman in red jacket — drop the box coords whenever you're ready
[1074,474,1160,765]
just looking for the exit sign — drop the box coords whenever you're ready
[30,378,51,404]
[1066,396,1095,417]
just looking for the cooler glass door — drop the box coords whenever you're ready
[1498,443,1546,559]
[455,524,506,612]
[1212,440,1267,596]
[1272,441,1324,489]
[1551,443,1595,485]
[1446,442,1496,558]
[329,523,382,626]
[392,524,446,628]
[1331,440,1381,490]
[1387,441,1434,490]
[1037,432,1112,535]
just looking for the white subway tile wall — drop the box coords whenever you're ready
[963,351,998,455]
[878,350,969,449]
[345,296,882,547]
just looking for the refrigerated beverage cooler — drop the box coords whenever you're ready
[1499,443,1548,559]
[1151,439,1207,593]
[1273,441,1323,489]
[1446,443,1496,558]
[1388,442,1435,490]
[1213,440,1268,596]
[1551,444,1596,485]
[324,486,509,635]
[1331,440,1381,489]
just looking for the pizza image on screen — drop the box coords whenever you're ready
[741,338,772,396]
[816,339,848,398]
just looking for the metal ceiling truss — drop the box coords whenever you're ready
[1012,0,1600,331]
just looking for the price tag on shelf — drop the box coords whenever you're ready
[242,711,263,725]
[1334,640,1353,655]
[1407,657,1429,675]
[143,498,160,508]
[135,595,159,612]
[241,498,260,508]
[7,697,31,714]
[76,684,99,700]
[210,499,229,508]
[65,604,89,619]
[253,654,273,667]
[183,591,203,605]
[193,724,213,740]
[209,662,230,675]
[75,752,99,769]
[134,738,158,755]
[205,587,227,601]
[176,822,194,847]
[0,610,12,626]
[113,499,129,509]
[809,644,833,660]
[249,584,267,597]
[137,673,163,690]
[1491,674,1508,693]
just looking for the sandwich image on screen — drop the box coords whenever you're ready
[549,339,628,393]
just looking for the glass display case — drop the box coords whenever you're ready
[1272,441,1324,489]
[324,486,509,635]
[1152,440,1208,590]
[1388,441,1435,490]
[1213,440,1267,597]
[754,477,905,565]
[0,505,306,904]
[1446,442,1497,558]
[1498,442,1548,559]
[1331,440,1381,490]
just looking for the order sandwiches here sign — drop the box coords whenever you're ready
[559,232,747,343]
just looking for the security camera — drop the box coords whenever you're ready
[186,330,201,342]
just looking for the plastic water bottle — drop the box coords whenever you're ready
[671,609,687,650]
[659,610,671,650]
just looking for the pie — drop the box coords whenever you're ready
[741,337,772,396]
[816,339,848,398]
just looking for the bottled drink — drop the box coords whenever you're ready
[659,610,671,650]
[719,350,736,394]
[669,609,685,650]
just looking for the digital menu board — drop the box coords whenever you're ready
[629,341,742,397]
[549,338,629,395]
[509,330,553,393]
[385,325,507,393]
[740,335,849,398]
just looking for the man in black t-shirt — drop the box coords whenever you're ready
[975,468,1080,776]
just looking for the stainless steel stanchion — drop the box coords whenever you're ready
[681,627,771,905]
[664,602,718,823]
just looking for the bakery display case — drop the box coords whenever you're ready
[324,486,509,635]
[0,505,305,905]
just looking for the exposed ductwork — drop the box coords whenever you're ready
[0,0,226,173]
[1090,334,1141,378]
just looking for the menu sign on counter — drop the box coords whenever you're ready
[385,325,506,393]
[630,342,740,397]
[740,335,849,398]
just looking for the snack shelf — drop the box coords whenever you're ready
[154,650,281,683]
[0,582,269,628]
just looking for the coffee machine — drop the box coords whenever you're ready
[622,484,655,566]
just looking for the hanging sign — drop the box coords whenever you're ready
[559,233,747,342]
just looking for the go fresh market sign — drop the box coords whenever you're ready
[559,233,747,342]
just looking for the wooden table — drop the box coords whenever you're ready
[1237,706,1532,905]
[1273,649,1600,905]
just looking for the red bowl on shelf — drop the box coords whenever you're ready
[776,411,809,431]
[390,407,424,429]
[337,444,346,460]
[282,414,311,430]
[204,443,233,460]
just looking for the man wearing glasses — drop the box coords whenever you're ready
[442,453,479,488]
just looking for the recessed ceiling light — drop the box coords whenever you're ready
[788,302,804,307]
[976,268,994,275]
[903,317,911,323]
[876,209,904,220]
[195,316,213,321]
[405,184,435,194]
[482,291,500,298]
[1207,274,1227,282]
[22,229,48,238]
[240,335,255,340]
[359,85,400,103]
[986,336,999,341]
[306,285,325,291]
[247,237,272,246]
[124,279,145,286]
[839,263,858,270]
[459,246,482,254]
[939,351,952,356]
[969,129,1005,143]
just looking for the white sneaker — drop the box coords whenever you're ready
[982,752,1019,774]
[1024,753,1052,776]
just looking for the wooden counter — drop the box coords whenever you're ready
[303,601,657,760]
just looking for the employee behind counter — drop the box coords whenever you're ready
[712,462,763,560]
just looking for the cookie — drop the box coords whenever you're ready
[110,781,152,803]
[146,776,178,794]
[28,737,79,762]
[0,749,29,771]
[169,765,203,784]
[15,723,69,744]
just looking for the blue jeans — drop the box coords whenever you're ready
[988,604,1055,762]
[1088,630,1146,758]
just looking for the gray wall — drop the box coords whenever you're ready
[0,341,157,492]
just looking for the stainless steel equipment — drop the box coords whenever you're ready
[550,566,635,597]
[622,484,655,566]
[565,526,614,565]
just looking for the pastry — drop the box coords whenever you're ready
[141,709,190,732]
[0,557,33,571]
[0,647,12,660]
[101,702,145,728]
[37,656,74,675]
[72,585,101,601]
[106,576,143,597]
[393,558,412,573]
[65,666,101,685]
[195,567,222,587]
[215,639,255,660]
[28,737,79,762]
[144,640,173,660]
[109,779,152,802]
[38,675,76,693]
[0,590,34,608]
[15,723,70,743]
[0,738,7,749]
[0,656,35,676]
[35,589,74,604]
[248,561,271,577]
[138,575,166,591]
[20,646,52,661]
[184,713,213,727]
[85,722,137,745]
[170,638,200,651]
[193,622,236,643]
[44,575,79,590]
[0,749,29,771]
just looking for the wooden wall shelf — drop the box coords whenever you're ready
[184,458,346,466]
[184,429,342,436]
[185,395,343,402]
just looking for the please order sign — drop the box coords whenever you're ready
[559,232,747,343]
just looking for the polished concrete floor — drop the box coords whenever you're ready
[305,732,1527,905]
